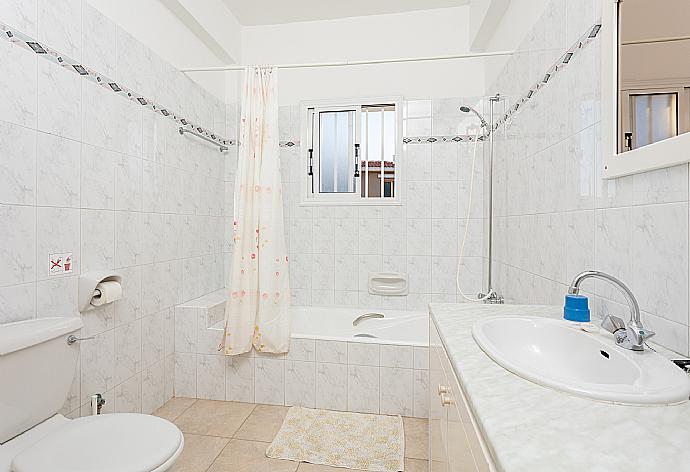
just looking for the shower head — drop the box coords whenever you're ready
[460,105,489,129]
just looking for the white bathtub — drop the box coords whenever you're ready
[204,298,429,346]
[290,306,428,346]
[178,292,430,416]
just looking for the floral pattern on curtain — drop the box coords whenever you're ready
[223,66,290,355]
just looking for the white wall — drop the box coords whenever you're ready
[241,7,486,105]
[87,0,231,101]
[174,0,242,61]
[482,0,550,92]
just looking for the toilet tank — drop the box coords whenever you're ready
[0,317,82,444]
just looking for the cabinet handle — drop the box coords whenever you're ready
[438,385,450,395]
[440,392,454,406]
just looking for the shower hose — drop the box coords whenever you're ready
[456,126,491,302]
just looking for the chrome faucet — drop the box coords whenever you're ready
[568,270,655,351]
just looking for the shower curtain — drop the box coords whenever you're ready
[222,66,290,355]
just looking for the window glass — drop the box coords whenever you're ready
[318,110,355,193]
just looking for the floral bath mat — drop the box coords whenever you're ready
[266,406,405,471]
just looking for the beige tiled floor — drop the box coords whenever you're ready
[155,398,428,472]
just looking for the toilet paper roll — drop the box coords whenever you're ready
[91,281,123,307]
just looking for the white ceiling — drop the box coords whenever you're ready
[222,0,469,26]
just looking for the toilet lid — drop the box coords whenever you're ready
[11,414,183,472]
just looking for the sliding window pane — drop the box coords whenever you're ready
[319,110,355,194]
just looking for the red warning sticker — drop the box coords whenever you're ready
[49,252,73,276]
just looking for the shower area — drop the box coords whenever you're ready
[162,13,511,411]
[172,84,500,416]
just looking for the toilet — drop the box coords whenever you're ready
[0,317,184,472]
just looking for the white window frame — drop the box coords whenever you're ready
[300,96,403,206]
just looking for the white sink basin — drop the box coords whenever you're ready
[472,316,690,405]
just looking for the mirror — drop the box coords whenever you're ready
[617,0,690,153]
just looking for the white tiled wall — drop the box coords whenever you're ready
[488,0,690,356]
[277,100,487,311]
[0,0,231,416]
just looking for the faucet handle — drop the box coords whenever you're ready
[601,314,626,334]
[627,326,655,347]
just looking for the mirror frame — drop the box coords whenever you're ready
[602,0,690,179]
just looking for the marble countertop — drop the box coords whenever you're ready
[429,303,690,472]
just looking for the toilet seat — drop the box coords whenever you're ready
[11,414,183,472]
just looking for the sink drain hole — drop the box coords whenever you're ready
[600,350,610,359]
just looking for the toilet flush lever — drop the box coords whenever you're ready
[67,334,95,345]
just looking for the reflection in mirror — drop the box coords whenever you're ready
[618,0,690,153]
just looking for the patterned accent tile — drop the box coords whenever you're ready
[0,20,231,149]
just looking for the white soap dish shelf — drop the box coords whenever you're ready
[368,272,409,296]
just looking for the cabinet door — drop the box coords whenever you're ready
[429,321,448,472]
[437,333,478,472]
[447,401,478,471]
[450,375,491,472]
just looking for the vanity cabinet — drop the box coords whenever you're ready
[429,320,495,472]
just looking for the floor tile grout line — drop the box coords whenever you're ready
[165,398,198,422]
[202,436,232,472]
[180,432,264,440]
[227,402,258,439]
[204,438,298,472]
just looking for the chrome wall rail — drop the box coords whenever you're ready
[0,19,233,151]
[179,127,229,152]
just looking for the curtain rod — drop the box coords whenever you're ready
[180,50,515,73]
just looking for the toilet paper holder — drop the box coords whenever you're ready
[79,271,123,313]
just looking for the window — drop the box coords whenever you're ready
[619,86,690,152]
[302,98,402,204]
[629,92,678,149]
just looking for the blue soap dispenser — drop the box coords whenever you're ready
[564,294,596,331]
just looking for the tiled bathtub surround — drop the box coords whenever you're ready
[487,0,690,356]
[277,99,488,311]
[0,0,232,417]
[174,293,430,418]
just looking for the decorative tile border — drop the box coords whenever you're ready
[495,22,602,131]
[280,135,484,148]
[0,20,232,149]
[0,14,599,152]
[403,135,485,144]
[267,22,602,147]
